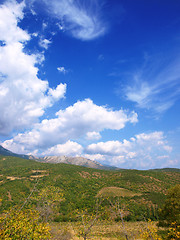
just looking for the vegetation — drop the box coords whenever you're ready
[158,184,180,239]
[158,184,180,227]
[0,208,51,239]
[0,155,179,239]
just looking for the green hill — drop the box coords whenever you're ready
[0,155,179,222]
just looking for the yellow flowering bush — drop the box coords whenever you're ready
[140,220,162,240]
[167,222,180,240]
[32,185,64,222]
[0,208,51,239]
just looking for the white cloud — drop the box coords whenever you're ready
[39,38,51,49]
[48,83,67,100]
[85,131,173,169]
[86,131,101,140]
[42,22,48,30]
[0,1,29,43]
[2,99,137,152]
[57,66,68,74]
[86,140,130,156]
[42,0,106,40]
[56,23,64,31]
[84,153,105,161]
[0,1,66,135]
[123,57,180,113]
[42,140,83,156]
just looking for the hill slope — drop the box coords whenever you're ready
[0,155,179,222]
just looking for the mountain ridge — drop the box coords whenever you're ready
[38,155,104,169]
[0,145,30,159]
[0,145,116,170]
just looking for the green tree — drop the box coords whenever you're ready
[158,184,180,239]
[33,185,64,222]
[158,184,180,227]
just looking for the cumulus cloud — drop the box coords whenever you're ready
[41,0,106,40]
[48,83,67,100]
[86,140,131,156]
[86,131,101,140]
[39,38,52,49]
[85,131,173,169]
[84,153,105,161]
[42,140,83,156]
[0,1,29,43]
[0,1,66,135]
[2,99,137,152]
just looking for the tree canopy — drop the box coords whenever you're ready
[158,184,180,227]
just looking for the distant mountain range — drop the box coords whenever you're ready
[38,156,106,169]
[0,145,117,170]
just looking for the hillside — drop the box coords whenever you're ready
[0,155,179,222]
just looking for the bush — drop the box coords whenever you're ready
[0,208,51,239]
[158,184,180,239]
[158,184,180,227]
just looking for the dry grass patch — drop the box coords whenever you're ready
[50,221,159,239]
[30,175,48,178]
[30,170,49,178]
[6,176,24,181]
[97,187,142,198]
[31,170,48,173]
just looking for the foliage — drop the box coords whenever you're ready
[140,220,162,240]
[75,198,104,240]
[0,208,51,239]
[158,184,180,240]
[158,184,180,227]
[167,221,180,240]
[33,185,64,222]
[0,156,180,222]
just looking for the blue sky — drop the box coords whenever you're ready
[0,0,180,169]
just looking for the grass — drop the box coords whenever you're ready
[50,221,160,239]
[97,187,142,198]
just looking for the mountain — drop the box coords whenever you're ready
[0,145,30,159]
[38,155,110,169]
[0,145,115,169]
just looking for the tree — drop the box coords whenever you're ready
[158,184,180,239]
[33,185,64,222]
[108,197,129,240]
[76,198,103,240]
[158,184,180,227]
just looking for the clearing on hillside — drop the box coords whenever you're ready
[97,187,142,198]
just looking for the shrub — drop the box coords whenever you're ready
[0,208,51,239]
